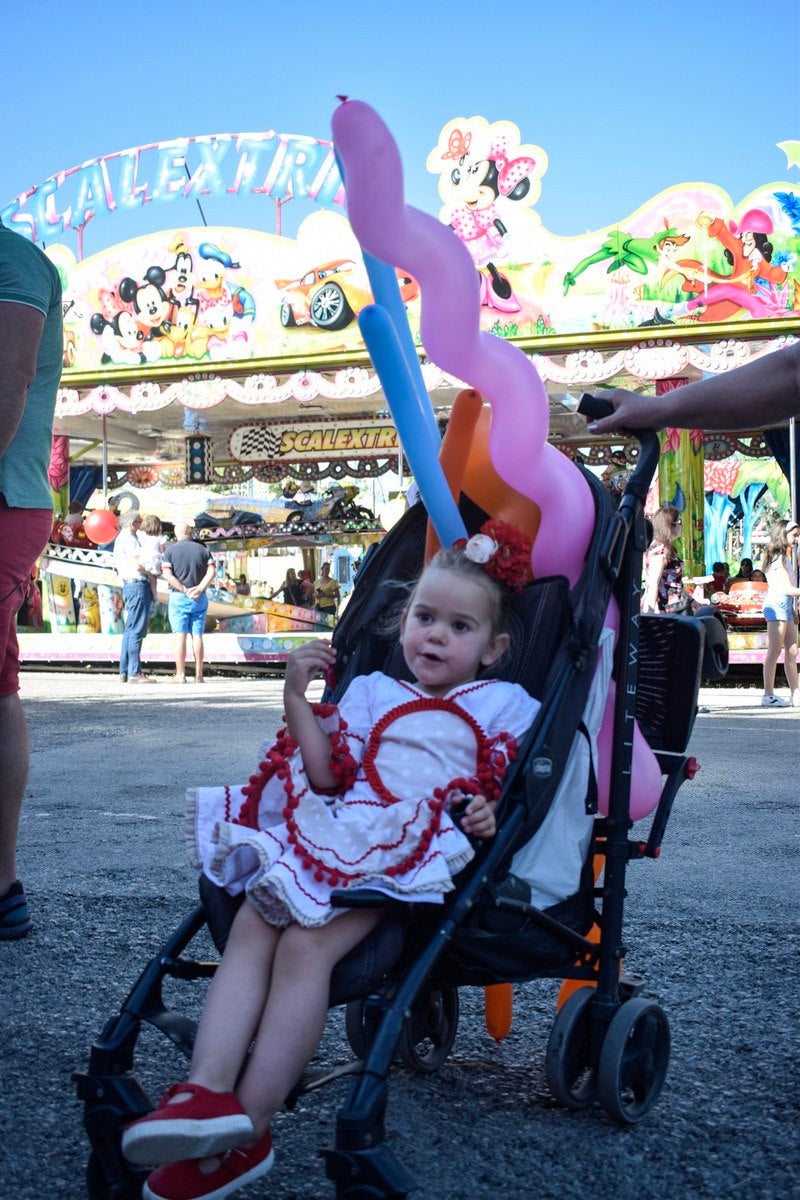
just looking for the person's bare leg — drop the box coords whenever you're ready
[174,632,187,681]
[0,693,29,893]
[192,633,204,682]
[782,622,799,692]
[187,901,282,1092]
[763,621,783,695]
[234,908,382,1136]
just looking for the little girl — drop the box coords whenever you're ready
[123,524,540,1200]
[138,514,167,603]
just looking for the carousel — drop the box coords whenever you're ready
[8,121,798,671]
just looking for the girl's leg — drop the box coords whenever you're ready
[763,621,784,695]
[236,908,383,1135]
[187,900,282,1093]
[782,620,799,693]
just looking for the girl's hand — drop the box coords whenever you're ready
[456,792,496,840]
[284,640,336,697]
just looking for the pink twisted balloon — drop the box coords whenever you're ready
[332,99,595,587]
[333,100,663,820]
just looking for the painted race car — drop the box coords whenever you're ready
[276,259,418,331]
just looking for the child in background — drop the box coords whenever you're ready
[138,515,166,603]
[122,523,540,1200]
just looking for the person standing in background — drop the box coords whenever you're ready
[268,567,303,606]
[759,519,800,708]
[161,522,216,683]
[0,220,63,940]
[314,561,340,622]
[642,507,688,614]
[113,511,152,684]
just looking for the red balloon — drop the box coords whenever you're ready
[83,509,120,545]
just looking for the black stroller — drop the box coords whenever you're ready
[75,404,728,1199]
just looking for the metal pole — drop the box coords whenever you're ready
[789,416,797,522]
[102,416,108,506]
[790,417,798,589]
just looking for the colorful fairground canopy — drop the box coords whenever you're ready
[6,124,799,479]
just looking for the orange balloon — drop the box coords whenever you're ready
[460,407,541,547]
[484,982,513,1041]
[555,854,624,1010]
[425,388,483,562]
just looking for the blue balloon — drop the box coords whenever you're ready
[361,250,440,449]
[359,304,467,548]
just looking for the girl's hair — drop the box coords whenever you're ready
[761,520,793,572]
[649,506,681,550]
[405,547,508,637]
[140,514,162,536]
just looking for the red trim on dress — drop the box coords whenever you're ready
[228,689,519,890]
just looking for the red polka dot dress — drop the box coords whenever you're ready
[186,673,540,927]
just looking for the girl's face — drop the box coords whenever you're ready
[400,568,508,697]
[787,526,799,548]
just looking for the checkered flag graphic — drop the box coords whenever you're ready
[231,425,283,461]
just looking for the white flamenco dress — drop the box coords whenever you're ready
[187,673,540,928]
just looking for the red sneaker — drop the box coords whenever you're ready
[143,1130,274,1200]
[122,1083,254,1166]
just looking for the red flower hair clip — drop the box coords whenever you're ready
[462,519,533,592]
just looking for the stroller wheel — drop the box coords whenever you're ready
[397,987,459,1074]
[545,986,597,1110]
[597,999,671,1124]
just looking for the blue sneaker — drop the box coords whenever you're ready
[0,880,32,940]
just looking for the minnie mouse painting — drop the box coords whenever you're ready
[427,117,546,313]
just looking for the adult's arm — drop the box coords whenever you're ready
[587,343,800,434]
[642,550,666,614]
[187,559,216,600]
[0,301,46,459]
[161,562,185,593]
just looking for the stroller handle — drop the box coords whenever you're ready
[578,392,616,422]
[578,392,660,499]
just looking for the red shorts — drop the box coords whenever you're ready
[0,501,53,697]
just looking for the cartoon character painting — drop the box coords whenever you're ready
[427,118,546,313]
[90,309,145,364]
[119,266,174,346]
[563,222,690,295]
[77,582,101,633]
[673,209,792,321]
[84,234,257,366]
[55,127,800,372]
[194,242,256,358]
[163,235,196,316]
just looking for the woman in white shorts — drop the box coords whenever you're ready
[760,519,800,707]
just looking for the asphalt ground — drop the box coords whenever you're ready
[1,671,798,1200]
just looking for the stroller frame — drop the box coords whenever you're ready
[75,413,722,1199]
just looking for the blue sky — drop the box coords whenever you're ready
[2,0,798,255]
